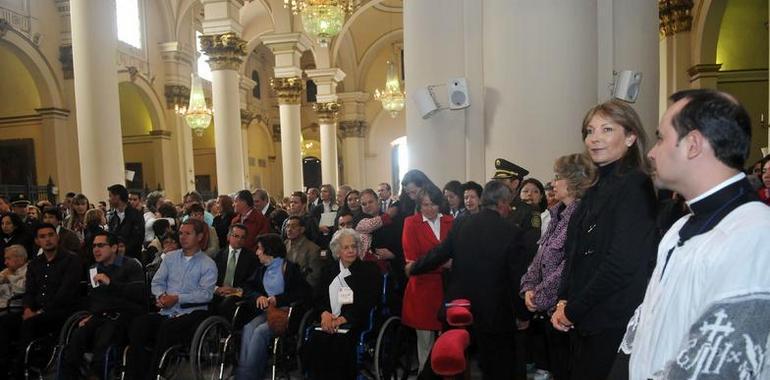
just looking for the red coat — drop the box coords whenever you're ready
[401,213,453,330]
[231,208,270,251]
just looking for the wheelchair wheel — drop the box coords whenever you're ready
[295,308,314,374]
[157,344,186,380]
[189,315,233,380]
[374,316,416,380]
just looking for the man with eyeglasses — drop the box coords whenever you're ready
[213,224,259,317]
[60,231,145,380]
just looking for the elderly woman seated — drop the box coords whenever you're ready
[0,245,27,310]
[303,228,381,379]
[235,233,309,380]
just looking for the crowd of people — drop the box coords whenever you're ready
[0,88,768,380]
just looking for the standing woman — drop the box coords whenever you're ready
[213,194,234,249]
[64,193,90,242]
[552,100,658,379]
[520,154,597,380]
[401,185,453,374]
[442,180,465,217]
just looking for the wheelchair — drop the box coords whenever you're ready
[302,272,417,380]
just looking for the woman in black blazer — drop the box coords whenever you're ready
[553,100,658,380]
[304,228,381,379]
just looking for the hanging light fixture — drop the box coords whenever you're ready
[283,0,359,47]
[183,73,213,136]
[374,60,405,118]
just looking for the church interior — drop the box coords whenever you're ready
[0,0,766,202]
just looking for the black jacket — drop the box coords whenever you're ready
[24,248,83,312]
[88,256,146,316]
[265,205,289,235]
[559,163,658,334]
[243,259,310,308]
[315,259,381,332]
[213,212,234,249]
[215,247,259,289]
[108,206,145,259]
[411,208,531,333]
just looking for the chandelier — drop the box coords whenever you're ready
[374,60,405,118]
[182,73,213,137]
[283,0,359,47]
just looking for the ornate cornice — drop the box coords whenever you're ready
[164,84,190,110]
[149,130,173,137]
[687,63,722,78]
[241,109,256,129]
[199,32,246,71]
[313,101,342,124]
[339,120,367,138]
[659,0,693,37]
[270,77,304,105]
[272,124,281,142]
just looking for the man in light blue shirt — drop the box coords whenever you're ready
[125,219,217,380]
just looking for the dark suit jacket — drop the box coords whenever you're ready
[243,260,310,307]
[265,204,289,235]
[58,226,82,255]
[559,164,658,334]
[215,247,259,289]
[411,208,531,333]
[315,259,381,332]
[108,206,144,259]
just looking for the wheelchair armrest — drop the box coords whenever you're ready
[180,302,209,309]
[431,329,470,376]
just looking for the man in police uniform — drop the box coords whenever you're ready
[491,158,540,231]
[10,193,36,228]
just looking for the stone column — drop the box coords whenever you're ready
[270,124,284,197]
[658,0,694,115]
[306,68,345,188]
[314,101,342,187]
[271,77,305,195]
[70,0,125,199]
[339,120,367,189]
[240,108,257,188]
[200,32,247,195]
[37,108,74,192]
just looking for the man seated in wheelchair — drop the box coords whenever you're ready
[60,231,146,379]
[303,228,382,379]
[0,223,83,378]
[212,223,259,320]
[235,232,310,380]
[0,244,28,310]
[125,219,217,380]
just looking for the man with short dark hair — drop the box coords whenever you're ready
[253,189,287,234]
[284,216,323,288]
[232,190,270,251]
[61,192,76,219]
[107,184,144,259]
[0,223,82,377]
[61,231,145,379]
[406,181,531,379]
[306,187,321,210]
[126,219,217,380]
[41,207,81,255]
[128,191,144,213]
[377,183,396,213]
[183,191,213,226]
[618,90,770,379]
[213,224,258,317]
[282,192,320,244]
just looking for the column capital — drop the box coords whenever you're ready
[314,101,342,124]
[271,77,304,105]
[687,63,722,79]
[165,84,190,110]
[262,33,313,78]
[200,32,246,71]
[305,68,346,103]
[201,0,244,35]
[659,0,693,37]
[339,120,367,138]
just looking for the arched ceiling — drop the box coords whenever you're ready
[118,82,156,136]
[0,45,41,117]
[716,0,769,70]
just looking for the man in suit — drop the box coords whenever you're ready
[213,223,259,318]
[306,187,321,211]
[406,181,532,379]
[491,158,538,231]
[107,184,144,259]
[284,216,323,289]
[9,194,35,228]
[232,190,270,251]
[377,183,397,213]
[41,207,81,255]
[253,188,287,235]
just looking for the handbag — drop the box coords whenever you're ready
[266,304,290,335]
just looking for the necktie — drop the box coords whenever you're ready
[223,250,237,287]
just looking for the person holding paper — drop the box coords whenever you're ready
[60,231,145,380]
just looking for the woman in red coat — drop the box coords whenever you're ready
[401,185,453,374]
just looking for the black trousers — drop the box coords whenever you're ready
[0,309,70,378]
[544,322,570,380]
[476,330,516,380]
[60,313,133,380]
[125,310,208,380]
[304,329,357,380]
[568,327,625,380]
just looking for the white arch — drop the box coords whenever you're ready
[691,0,728,64]
[0,27,65,109]
[116,70,169,133]
[330,0,388,67]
